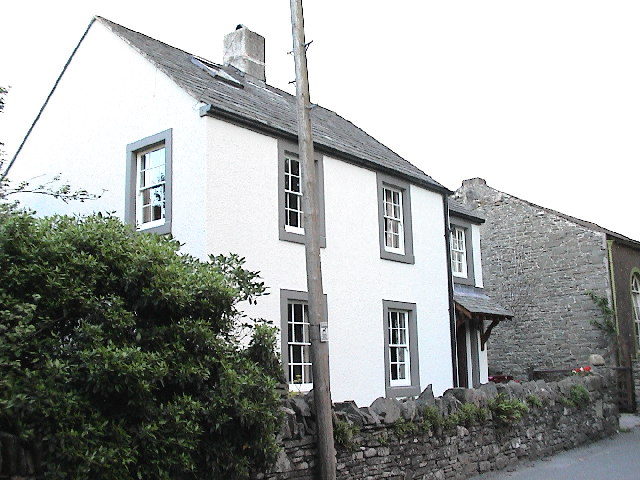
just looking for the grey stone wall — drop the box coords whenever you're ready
[454,179,611,379]
[255,371,618,479]
[1,374,618,480]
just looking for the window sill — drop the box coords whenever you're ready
[380,250,415,264]
[136,221,172,235]
[386,385,420,398]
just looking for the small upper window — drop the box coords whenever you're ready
[126,129,172,235]
[137,144,167,227]
[451,227,468,277]
[284,152,304,234]
[632,274,640,351]
[278,140,326,246]
[377,173,414,264]
[448,219,476,286]
[383,187,405,254]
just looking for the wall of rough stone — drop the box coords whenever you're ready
[453,179,611,379]
[0,373,618,480]
[254,371,618,480]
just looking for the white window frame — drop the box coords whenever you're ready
[383,187,405,255]
[632,274,640,351]
[125,129,172,235]
[136,144,167,230]
[451,226,468,278]
[280,290,328,392]
[382,300,420,397]
[283,153,304,235]
[376,173,414,264]
[387,309,411,387]
[277,140,326,246]
[287,300,313,389]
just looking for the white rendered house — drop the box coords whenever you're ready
[9,17,456,405]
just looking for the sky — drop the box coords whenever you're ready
[1,1,639,240]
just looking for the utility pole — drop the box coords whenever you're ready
[289,1,336,479]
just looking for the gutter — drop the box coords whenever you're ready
[199,104,453,196]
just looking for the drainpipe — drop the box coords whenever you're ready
[443,195,458,387]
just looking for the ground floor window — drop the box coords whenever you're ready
[287,300,312,386]
[280,290,327,391]
[383,300,420,397]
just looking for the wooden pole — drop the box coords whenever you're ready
[289,1,336,479]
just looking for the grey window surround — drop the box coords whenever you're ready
[125,129,173,235]
[450,218,475,286]
[377,173,414,264]
[383,299,420,398]
[280,289,328,384]
[278,140,326,247]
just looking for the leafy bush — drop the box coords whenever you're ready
[560,384,591,409]
[0,209,282,479]
[526,394,543,408]
[333,418,360,450]
[392,417,419,437]
[488,394,529,426]
[422,405,444,432]
[458,403,487,426]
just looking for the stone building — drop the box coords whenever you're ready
[454,178,640,411]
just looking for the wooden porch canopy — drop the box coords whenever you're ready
[454,293,513,351]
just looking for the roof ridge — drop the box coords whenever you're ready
[471,180,640,244]
[94,16,449,194]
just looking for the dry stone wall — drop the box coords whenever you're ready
[254,371,618,480]
[454,179,612,379]
[0,373,619,480]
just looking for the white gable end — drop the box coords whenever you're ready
[10,19,210,257]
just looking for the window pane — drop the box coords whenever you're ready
[147,147,165,168]
[290,158,300,176]
[303,365,312,382]
[294,323,304,343]
[292,345,302,363]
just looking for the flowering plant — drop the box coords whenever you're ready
[571,366,592,376]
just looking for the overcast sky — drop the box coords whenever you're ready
[1,1,639,240]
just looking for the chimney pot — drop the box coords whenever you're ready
[223,26,266,82]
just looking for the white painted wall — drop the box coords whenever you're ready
[478,336,489,384]
[205,117,453,405]
[9,20,210,258]
[472,224,484,288]
[10,20,454,406]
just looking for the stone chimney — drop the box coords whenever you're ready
[223,25,266,82]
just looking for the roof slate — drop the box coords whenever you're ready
[96,17,448,193]
[454,292,513,319]
[449,198,485,223]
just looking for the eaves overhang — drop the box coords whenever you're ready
[199,103,453,196]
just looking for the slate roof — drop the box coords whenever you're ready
[95,17,448,193]
[453,286,512,319]
[449,198,485,223]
